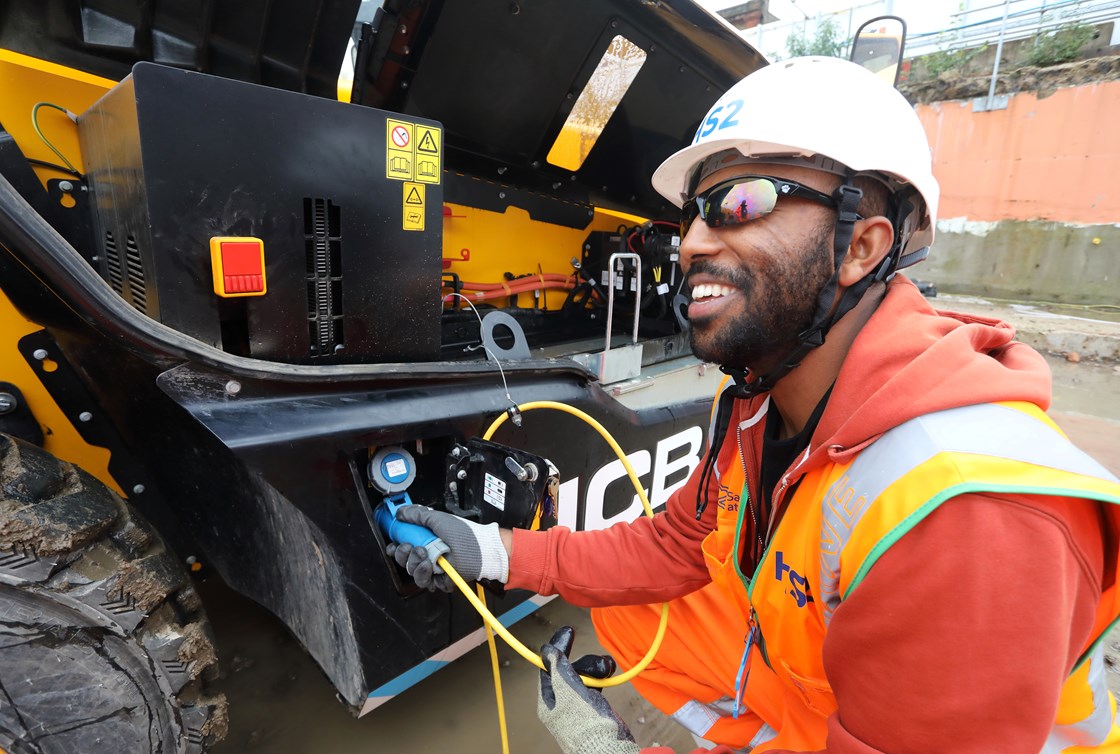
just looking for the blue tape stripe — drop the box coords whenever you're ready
[497,596,544,628]
[368,659,450,698]
[364,596,546,704]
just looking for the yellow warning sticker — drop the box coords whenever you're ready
[415,126,442,185]
[403,182,425,231]
[386,120,415,181]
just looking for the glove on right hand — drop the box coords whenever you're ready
[538,626,638,754]
[385,505,508,592]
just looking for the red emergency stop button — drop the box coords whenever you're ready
[209,237,266,297]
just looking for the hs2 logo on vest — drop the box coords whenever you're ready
[775,551,814,608]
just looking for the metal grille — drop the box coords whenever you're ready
[103,231,125,295]
[303,198,343,356]
[124,235,147,312]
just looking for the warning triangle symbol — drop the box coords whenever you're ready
[417,131,438,153]
[405,187,424,205]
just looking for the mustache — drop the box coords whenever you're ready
[686,260,754,291]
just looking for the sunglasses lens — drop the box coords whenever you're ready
[680,201,700,237]
[711,179,778,227]
[680,178,783,236]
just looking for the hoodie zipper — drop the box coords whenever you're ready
[766,451,805,544]
[733,417,774,678]
[735,424,765,564]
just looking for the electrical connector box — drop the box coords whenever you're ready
[79,63,443,364]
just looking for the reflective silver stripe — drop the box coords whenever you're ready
[818,407,949,621]
[670,698,777,751]
[818,403,1119,623]
[671,699,723,737]
[1040,645,1114,753]
[920,404,1117,483]
[748,721,778,749]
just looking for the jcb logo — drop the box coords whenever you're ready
[775,551,814,608]
[558,426,704,531]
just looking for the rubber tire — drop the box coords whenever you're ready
[0,433,227,754]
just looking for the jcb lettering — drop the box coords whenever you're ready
[558,425,704,531]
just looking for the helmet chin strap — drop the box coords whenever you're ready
[720,178,865,398]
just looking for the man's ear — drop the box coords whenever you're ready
[839,216,894,287]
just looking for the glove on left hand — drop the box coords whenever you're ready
[538,626,640,754]
[386,505,508,592]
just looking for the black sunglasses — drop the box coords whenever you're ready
[680,176,841,236]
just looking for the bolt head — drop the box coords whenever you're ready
[132,484,145,495]
[32,349,48,360]
[0,392,17,415]
[78,411,93,422]
[58,180,74,192]
[224,380,242,396]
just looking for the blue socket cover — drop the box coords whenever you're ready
[368,446,416,494]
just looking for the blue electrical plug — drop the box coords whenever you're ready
[376,493,451,565]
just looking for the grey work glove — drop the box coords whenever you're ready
[538,626,640,754]
[385,505,509,592]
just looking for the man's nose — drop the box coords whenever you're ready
[678,219,720,271]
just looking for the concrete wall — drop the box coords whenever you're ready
[919,220,1118,304]
[914,79,1120,303]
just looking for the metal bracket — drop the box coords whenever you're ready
[574,252,644,384]
[480,310,531,360]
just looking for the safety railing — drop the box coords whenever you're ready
[906,0,1120,58]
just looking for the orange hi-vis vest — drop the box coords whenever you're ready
[701,400,1120,752]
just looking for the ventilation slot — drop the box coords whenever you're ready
[104,231,125,295]
[124,235,147,312]
[303,198,343,357]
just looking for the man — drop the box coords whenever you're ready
[391,57,1120,752]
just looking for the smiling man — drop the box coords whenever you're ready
[390,57,1120,753]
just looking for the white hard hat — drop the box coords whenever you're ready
[652,56,939,257]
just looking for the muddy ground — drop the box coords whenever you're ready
[205,348,1120,753]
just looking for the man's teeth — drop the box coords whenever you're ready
[691,284,734,300]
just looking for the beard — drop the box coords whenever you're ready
[687,224,835,373]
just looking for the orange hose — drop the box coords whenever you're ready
[456,274,574,290]
[459,282,574,303]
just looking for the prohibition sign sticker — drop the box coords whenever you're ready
[391,125,410,148]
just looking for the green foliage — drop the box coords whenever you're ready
[1026,22,1095,67]
[786,19,848,59]
[923,44,987,77]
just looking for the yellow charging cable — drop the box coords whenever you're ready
[432,400,671,752]
[435,400,669,685]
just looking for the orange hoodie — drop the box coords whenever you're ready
[510,277,1106,753]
